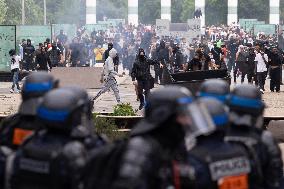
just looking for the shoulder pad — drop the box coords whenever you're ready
[127,136,156,154]
[261,130,279,152]
[63,141,87,168]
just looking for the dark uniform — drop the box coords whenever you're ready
[184,98,251,189]
[226,84,283,189]
[197,79,230,103]
[0,72,58,150]
[112,87,194,189]
[10,88,94,189]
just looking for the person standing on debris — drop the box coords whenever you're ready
[9,49,21,93]
[93,48,123,103]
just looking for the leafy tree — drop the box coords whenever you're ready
[238,0,269,22]
[4,0,43,25]
[138,0,160,25]
[0,0,7,24]
[96,0,127,21]
[205,0,227,25]
[172,0,194,23]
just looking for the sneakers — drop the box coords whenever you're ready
[259,89,264,94]
[10,89,14,93]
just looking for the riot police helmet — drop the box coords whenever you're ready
[131,86,194,136]
[228,84,264,116]
[197,79,230,103]
[228,84,265,127]
[198,97,229,129]
[64,86,94,123]
[19,72,58,116]
[37,88,86,134]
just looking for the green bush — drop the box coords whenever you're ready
[113,103,137,116]
[93,114,128,141]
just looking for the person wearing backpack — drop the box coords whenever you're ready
[9,88,92,189]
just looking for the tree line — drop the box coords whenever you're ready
[0,0,283,26]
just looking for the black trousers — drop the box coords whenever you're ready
[154,67,162,83]
[257,72,266,90]
[227,58,235,73]
[137,80,150,105]
[270,67,281,92]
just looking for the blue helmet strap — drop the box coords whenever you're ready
[212,114,228,126]
[230,95,263,109]
[199,92,228,102]
[24,81,53,93]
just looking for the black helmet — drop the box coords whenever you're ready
[198,97,229,129]
[64,86,94,124]
[19,72,58,116]
[37,88,86,134]
[197,79,230,103]
[131,86,194,136]
[228,84,265,116]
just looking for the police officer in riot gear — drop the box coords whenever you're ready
[0,72,58,189]
[10,88,91,189]
[0,72,58,150]
[183,98,252,189]
[131,48,156,110]
[111,86,194,189]
[65,86,107,150]
[197,79,230,103]
[23,39,35,71]
[226,84,283,189]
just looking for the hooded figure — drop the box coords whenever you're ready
[93,48,123,103]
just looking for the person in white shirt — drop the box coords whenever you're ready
[93,48,123,103]
[9,49,21,93]
[254,46,268,93]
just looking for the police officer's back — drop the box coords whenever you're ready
[226,84,283,189]
[197,79,230,103]
[10,88,89,189]
[0,72,58,150]
[185,98,251,189]
[112,87,194,189]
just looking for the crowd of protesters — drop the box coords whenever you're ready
[12,21,283,94]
